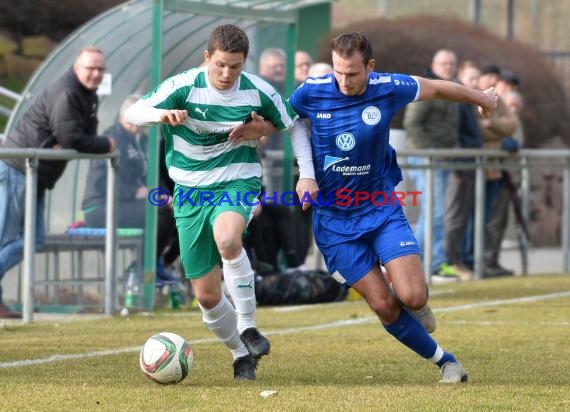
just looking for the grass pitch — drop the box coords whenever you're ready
[1,275,569,411]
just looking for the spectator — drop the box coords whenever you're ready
[477,64,518,277]
[496,70,520,94]
[308,62,334,78]
[294,50,313,84]
[444,61,482,281]
[0,46,116,319]
[258,47,286,92]
[403,49,460,281]
[501,90,525,146]
[257,47,288,193]
[81,95,178,283]
[258,47,314,266]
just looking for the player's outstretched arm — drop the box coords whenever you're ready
[416,77,498,116]
[125,99,188,126]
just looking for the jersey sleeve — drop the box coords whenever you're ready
[390,73,420,113]
[288,83,308,118]
[125,73,194,126]
[142,72,193,110]
[262,92,299,132]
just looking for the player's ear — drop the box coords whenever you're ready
[367,58,376,73]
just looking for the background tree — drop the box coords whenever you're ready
[0,0,123,41]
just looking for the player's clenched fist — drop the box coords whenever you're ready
[160,110,188,125]
[478,87,499,118]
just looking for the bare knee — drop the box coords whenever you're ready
[194,288,222,309]
[396,288,427,310]
[216,235,242,260]
[191,274,222,309]
[366,294,401,324]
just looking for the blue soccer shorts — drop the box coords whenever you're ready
[313,205,420,286]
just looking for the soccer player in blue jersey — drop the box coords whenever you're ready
[288,32,498,383]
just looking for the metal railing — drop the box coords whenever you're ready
[0,148,118,324]
[392,148,570,280]
[2,146,569,323]
[0,85,22,117]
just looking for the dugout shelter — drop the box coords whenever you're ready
[4,0,333,312]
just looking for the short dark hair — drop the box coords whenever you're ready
[207,24,249,58]
[480,64,501,76]
[458,60,479,74]
[330,32,373,65]
[500,70,520,86]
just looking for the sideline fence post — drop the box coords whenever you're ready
[424,156,433,278]
[563,157,570,273]
[520,155,530,275]
[105,157,118,316]
[473,155,486,279]
[22,157,38,324]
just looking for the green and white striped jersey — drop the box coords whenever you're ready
[141,67,298,190]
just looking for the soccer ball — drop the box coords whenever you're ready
[139,332,193,384]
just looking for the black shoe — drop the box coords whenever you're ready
[233,355,256,381]
[484,264,514,278]
[240,327,271,359]
[495,264,514,276]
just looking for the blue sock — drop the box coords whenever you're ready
[384,309,456,367]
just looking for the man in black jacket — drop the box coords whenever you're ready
[0,46,116,318]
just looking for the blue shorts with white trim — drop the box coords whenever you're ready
[313,204,420,286]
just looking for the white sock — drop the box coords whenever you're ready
[199,294,248,359]
[222,248,257,333]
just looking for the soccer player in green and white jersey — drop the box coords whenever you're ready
[126,24,317,381]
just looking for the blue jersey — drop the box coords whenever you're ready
[289,72,419,216]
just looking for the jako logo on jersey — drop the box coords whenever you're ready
[336,133,355,151]
[362,106,381,126]
[323,155,349,171]
[316,112,332,119]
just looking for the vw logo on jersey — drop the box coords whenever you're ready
[336,133,355,151]
[362,106,381,126]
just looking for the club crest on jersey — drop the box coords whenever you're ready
[336,133,355,151]
[362,106,381,126]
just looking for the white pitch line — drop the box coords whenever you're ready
[0,347,141,369]
[272,289,456,312]
[431,291,570,313]
[447,320,570,326]
[1,290,569,369]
